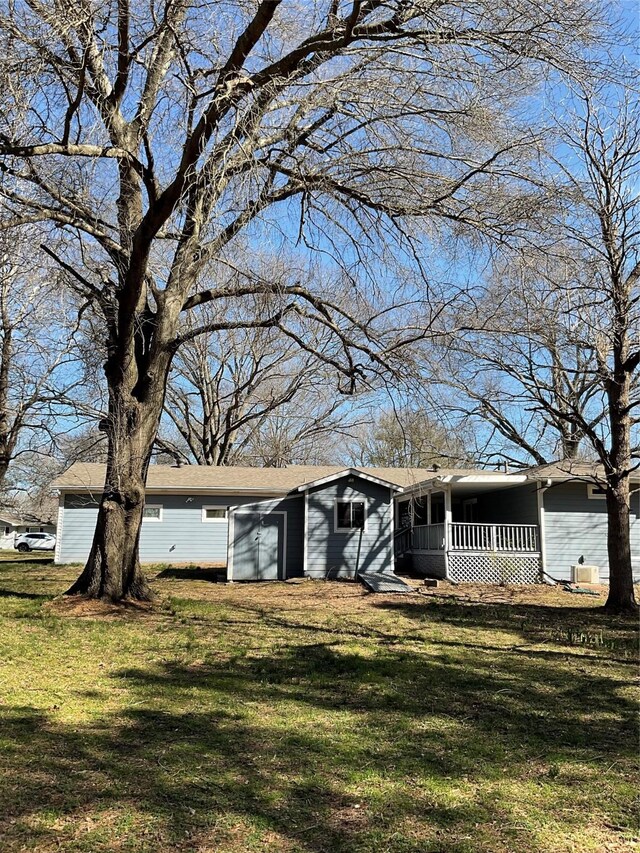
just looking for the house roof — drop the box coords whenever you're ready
[53,459,640,497]
[0,512,27,526]
[52,461,458,494]
[0,510,52,527]
[523,461,640,482]
[405,471,530,496]
[295,468,405,493]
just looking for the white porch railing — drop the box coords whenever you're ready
[410,522,539,553]
[449,523,538,553]
[412,523,445,551]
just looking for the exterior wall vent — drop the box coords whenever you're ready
[571,564,600,584]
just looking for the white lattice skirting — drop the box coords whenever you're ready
[448,552,541,584]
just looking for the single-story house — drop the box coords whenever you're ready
[0,511,56,549]
[51,461,640,584]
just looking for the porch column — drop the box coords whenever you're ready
[536,480,549,581]
[444,486,452,577]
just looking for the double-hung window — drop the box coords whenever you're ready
[335,500,366,531]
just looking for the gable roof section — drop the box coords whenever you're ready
[51,462,446,494]
[296,468,404,493]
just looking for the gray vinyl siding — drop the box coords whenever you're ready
[57,492,280,564]
[474,484,539,525]
[305,477,393,578]
[230,495,305,578]
[543,482,640,582]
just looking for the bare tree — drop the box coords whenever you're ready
[559,91,640,614]
[348,406,471,468]
[240,399,357,466]
[0,231,82,497]
[158,299,366,466]
[425,89,639,612]
[428,259,609,468]
[0,0,615,601]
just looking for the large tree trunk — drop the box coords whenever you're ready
[66,338,172,602]
[604,482,636,614]
[65,468,151,601]
[603,361,637,615]
[65,418,158,601]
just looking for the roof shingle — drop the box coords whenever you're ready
[52,462,452,493]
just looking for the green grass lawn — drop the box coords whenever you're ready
[0,555,637,853]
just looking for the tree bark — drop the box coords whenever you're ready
[65,338,172,602]
[65,410,157,601]
[603,336,637,614]
[604,482,637,614]
[65,473,151,601]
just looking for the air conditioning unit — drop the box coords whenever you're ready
[571,564,600,584]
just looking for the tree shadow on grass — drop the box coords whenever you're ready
[1,639,637,853]
[373,598,639,659]
[172,597,638,665]
[0,588,49,600]
[155,567,227,582]
[0,554,54,565]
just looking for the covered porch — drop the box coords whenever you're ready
[394,473,542,583]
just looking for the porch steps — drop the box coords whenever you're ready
[359,572,413,594]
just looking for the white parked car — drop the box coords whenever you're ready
[15,532,56,552]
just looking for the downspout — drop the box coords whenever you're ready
[54,491,63,565]
[226,504,239,582]
[355,526,363,578]
[302,490,309,578]
[536,479,551,582]
[389,487,395,575]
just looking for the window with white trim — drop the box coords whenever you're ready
[142,504,163,521]
[202,506,228,522]
[335,500,366,531]
[587,484,607,500]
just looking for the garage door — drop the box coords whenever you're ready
[231,512,286,580]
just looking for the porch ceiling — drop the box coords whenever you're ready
[406,474,528,496]
[448,478,529,496]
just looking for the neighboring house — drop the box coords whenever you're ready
[51,461,640,583]
[0,512,56,549]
